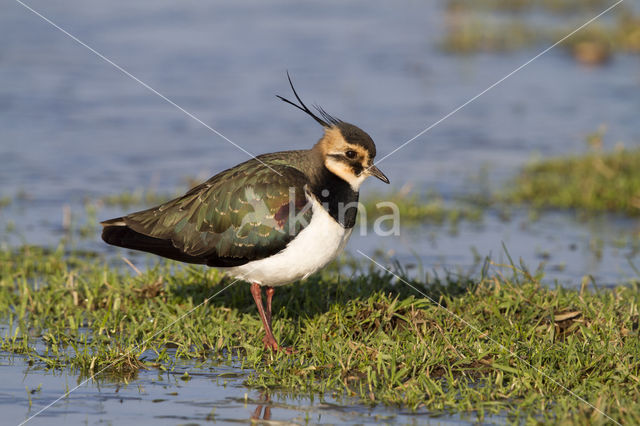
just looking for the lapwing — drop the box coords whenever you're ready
[101,74,389,352]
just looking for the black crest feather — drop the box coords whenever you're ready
[277,71,341,128]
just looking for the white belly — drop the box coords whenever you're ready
[224,197,352,287]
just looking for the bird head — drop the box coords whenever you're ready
[277,72,389,191]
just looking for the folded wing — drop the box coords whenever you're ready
[102,160,313,267]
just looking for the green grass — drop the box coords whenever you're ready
[2,244,640,423]
[503,145,640,215]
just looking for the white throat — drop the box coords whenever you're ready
[348,174,367,191]
[324,157,368,191]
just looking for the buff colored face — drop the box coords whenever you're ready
[320,126,389,190]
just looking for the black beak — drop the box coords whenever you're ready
[368,165,390,184]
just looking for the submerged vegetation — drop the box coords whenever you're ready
[100,188,172,209]
[361,186,485,227]
[1,244,640,423]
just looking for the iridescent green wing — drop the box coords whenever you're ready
[122,161,313,265]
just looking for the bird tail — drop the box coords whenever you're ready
[101,219,206,265]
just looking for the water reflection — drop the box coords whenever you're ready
[251,391,273,423]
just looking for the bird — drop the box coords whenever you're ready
[101,73,389,352]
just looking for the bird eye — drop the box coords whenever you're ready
[345,150,357,159]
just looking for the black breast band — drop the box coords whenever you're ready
[311,169,359,228]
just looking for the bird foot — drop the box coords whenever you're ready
[262,336,297,354]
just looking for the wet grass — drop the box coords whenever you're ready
[0,196,11,209]
[442,1,640,63]
[97,175,203,208]
[2,244,640,423]
[361,186,485,228]
[503,141,640,216]
[442,15,539,54]
[100,189,172,209]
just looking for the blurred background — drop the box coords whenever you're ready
[2,0,640,285]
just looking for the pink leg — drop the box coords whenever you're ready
[265,286,275,326]
[250,283,279,351]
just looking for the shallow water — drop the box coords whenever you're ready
[2,0,640,423]
[2,354,484,425]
